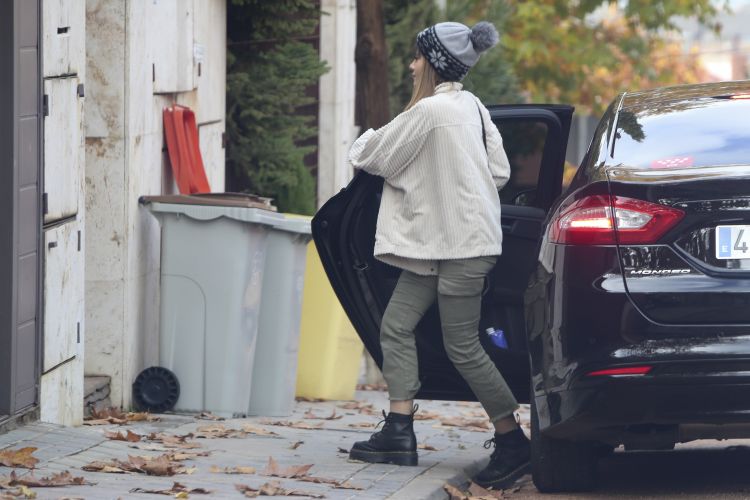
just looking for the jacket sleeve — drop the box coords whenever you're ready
[348,104,430,180]
[481,105,511,190]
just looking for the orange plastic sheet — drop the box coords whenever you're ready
[163,105,211,194]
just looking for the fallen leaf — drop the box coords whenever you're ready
[89,407,126,420]
[468,482,504,498]
[413,411,444,421]
[130,481,211,495]
[83,453,189,476]
[82,418,127,426]
[104,430,142,442]
[444,484,469,500]
[298,476,363,490]
[235,481,324,498]
[210,465,256,475]
[17,486,35,499]
[295,397,324,402]
[170,451,211,461]
[7,470,93,488]
[0,448,38,469]
[260,420,324,430]
[289,441,304,450]
[194,424,263,439]
[347,422,374,429]
[240,424,278,437]
[418,444,439,451]
[126,412,160,422]
[458,444,467,450]
[261,457,313,479]
[303,409,342,421]
[336,447,349,454]
[438,417,491,430]
[147,433,202,449]
[195,411,225,421]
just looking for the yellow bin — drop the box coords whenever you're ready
[295,242,364,400]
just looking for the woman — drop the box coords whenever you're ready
[346,21,530,489]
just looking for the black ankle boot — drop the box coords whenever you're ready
[348,409,418,466]
[473,428,530,489]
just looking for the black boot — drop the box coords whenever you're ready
[348,408,418,466]
[473,427,530,489]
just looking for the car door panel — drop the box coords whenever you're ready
[312,104,573,403]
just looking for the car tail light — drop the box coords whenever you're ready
[549,195,684,245]
[586,366,652,377]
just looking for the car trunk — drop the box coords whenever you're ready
[608,165,750,326]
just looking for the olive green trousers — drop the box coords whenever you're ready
[380,256,519,422]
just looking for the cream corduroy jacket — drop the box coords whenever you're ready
[348,82,511,275]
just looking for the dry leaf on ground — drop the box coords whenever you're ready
[260,420,324,430]
[295,397,325,402]
[413,411,444,421]
[82,453,190,476]
[235,481,325,498]
[126,412,160,422]
[298,476,362,490]
[130,481,211,495]
[0,484,36,499]
[417,444,439,451]
[104,430,142,443]
[195,424,272,439]
[439,417,491,430]
[147,432,202,449]
[289,441,304,450]
[84,408,160,425]
[336,447,349,454]
[261,457,313,479]
[210,465,256,475]
[194,411,225,421]
[303,409,342,421]
[5,470,92,488]
[347,422,374,429]
[0,448,38,469]
[240,424,278,437]
[467,482,504,498]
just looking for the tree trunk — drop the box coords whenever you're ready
[355,0,391,130]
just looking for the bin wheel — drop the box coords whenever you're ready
[132,366,180,412]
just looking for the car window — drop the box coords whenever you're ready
[495,120,548,206]
[612,99,750,169]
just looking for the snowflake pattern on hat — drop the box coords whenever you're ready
[416,26,470,82]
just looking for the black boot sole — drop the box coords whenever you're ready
[348,448,418,466]
[473,460,530,489]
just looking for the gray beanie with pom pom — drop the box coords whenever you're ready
[416,21,499,82]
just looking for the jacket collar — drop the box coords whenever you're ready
[434,82,463,94]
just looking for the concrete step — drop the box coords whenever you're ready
[83,375,111,416]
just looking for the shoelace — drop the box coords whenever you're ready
[374,404,421,431]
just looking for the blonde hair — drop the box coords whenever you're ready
[405,54,442,111]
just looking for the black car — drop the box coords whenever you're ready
[311,81,750,492]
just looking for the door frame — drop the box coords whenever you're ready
[0,0,43,423]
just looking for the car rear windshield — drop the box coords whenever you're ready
[612,99,750,169]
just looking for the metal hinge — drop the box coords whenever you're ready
[42,94,49,117]
[77,83,85,98]
[42,192,48,215]
[77,230,81,251]
[221,132,227,149]
[77,322,80,343]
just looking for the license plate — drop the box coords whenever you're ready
[716,225,750,259]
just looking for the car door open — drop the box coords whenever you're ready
[312,104,573,403]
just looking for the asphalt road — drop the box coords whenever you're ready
[508,440,750,499]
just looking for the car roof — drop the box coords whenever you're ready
[620,80,750,115]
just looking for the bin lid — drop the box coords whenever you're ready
[140,193,277,211]
[143,200,284,226]
[271,215,312,235]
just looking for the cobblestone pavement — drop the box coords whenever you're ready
[0,390,533,500]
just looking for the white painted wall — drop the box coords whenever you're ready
[40,0,87,426]
[85,0,226,408]
[317,0,358,208]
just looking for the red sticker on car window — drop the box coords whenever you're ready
[650,156,694,169]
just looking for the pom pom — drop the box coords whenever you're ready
[469,21,499,53]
